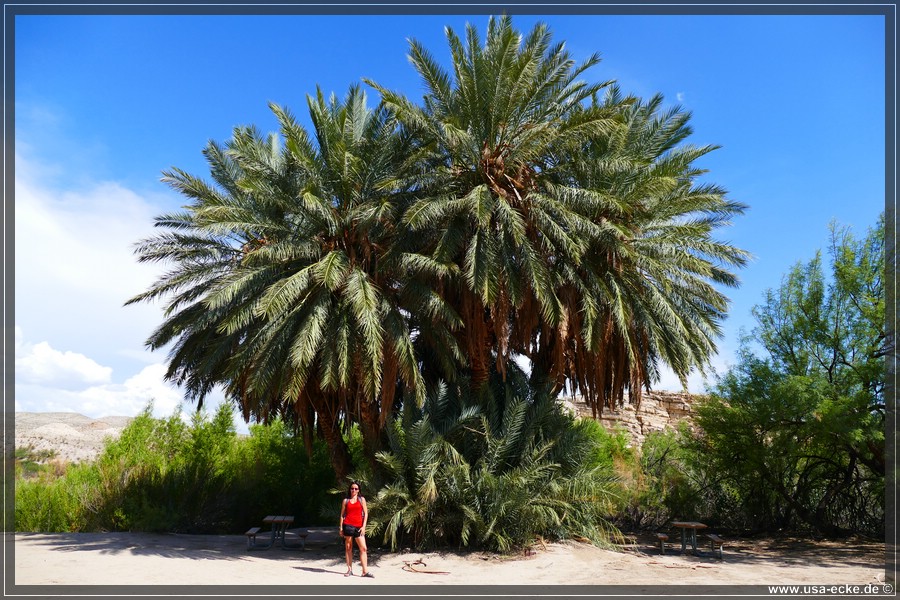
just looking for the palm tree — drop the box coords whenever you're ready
[127,86,457,479]
[367,16,749,413]
[531,88,752,414]
[129,15,750,480]
[365,15,626,389]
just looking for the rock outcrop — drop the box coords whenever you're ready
[561,390,701,450]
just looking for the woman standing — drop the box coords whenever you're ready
[339,482,372,577]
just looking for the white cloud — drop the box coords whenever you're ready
[14,326,175,416]
[15,332,112,388]
[14,151,172,369]
[655,348,736,395]
[13,327,249,433]
[11,153,251,434]
[14,367,179,419]
[676,92,685,103]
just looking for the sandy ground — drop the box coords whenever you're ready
[9,413,893,595]
[12,528,890,592]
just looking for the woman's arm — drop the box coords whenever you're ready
[339,499,347,535]
[360,497,368,532]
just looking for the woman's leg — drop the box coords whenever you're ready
[344,536,353,574]
[355,536,369,575]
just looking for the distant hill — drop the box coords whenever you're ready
[14,412,134,463]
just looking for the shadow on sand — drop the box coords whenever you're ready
[623,531,884,572]
[14,527,354,566]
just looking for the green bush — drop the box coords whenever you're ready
[14,402,337,534]
[683,217,886,537]
[629,426,703,528]
[15,469,90,532]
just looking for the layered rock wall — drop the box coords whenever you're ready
[562,390,700,449]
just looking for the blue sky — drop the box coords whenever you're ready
[11,11,888,432]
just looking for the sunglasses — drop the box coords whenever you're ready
[350,487,359,490]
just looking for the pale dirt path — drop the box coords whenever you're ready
[12,529,888,588]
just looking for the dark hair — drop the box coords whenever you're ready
[346,481,361,498]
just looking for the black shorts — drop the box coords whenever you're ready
[342,524,362,538]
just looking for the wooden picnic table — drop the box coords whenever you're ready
[670,521,707,554]
[246,515,307,550]
[263,515,294,548]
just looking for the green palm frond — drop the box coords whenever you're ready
[130,16,749,487]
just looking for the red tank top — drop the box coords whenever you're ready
[343,498,364,527]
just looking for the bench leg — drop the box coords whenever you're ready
[247,529,275,550]
[282,534,308,551]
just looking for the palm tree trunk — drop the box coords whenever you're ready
[316,403,353,483]
[463,291,493,386]
[359,396,384,475]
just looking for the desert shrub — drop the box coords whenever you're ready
[624,426,705,529]
[14,402,337,533]
[14,447,60,480]
[684,217,885,537]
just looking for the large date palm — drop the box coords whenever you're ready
[367,16,749,412]
[365,15,625,387]
[537,89,752,412]
[128,86,458,479]
[130,16,750,480]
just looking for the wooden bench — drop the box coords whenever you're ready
[621,534,638,552]
[244,527,261,549]
[707,533,724,559]
[655,532,669,554]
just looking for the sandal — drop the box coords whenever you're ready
[362,572,374,578]
[344,571,353,577]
